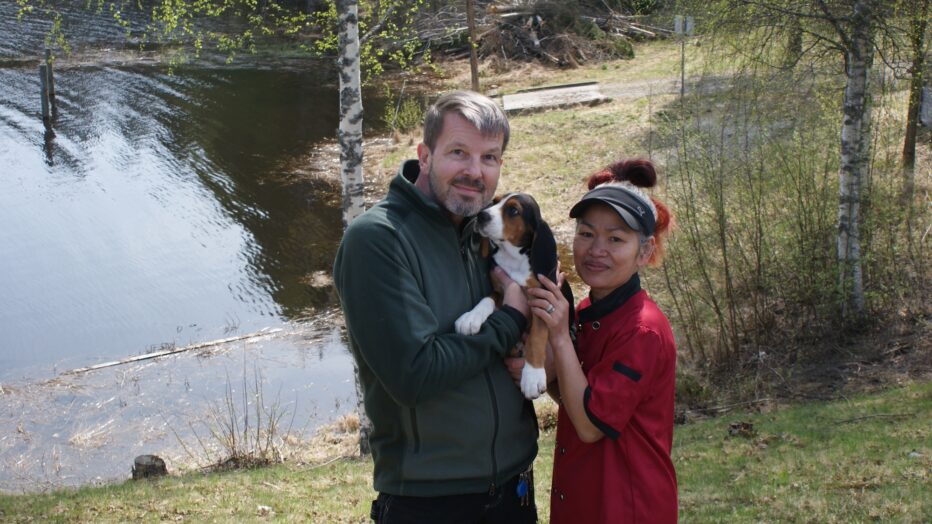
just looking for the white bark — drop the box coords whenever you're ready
[337,0,366,228]
[336,0,371,455]
[836,0,872,316]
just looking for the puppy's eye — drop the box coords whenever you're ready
[507,206,520,217]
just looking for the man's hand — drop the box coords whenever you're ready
[504,356,525,384]
[492,267,529,320]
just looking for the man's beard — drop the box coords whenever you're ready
[427,164,492,218]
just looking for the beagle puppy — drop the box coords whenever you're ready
[456,193,574,399]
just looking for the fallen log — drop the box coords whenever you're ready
[62,328,283,375]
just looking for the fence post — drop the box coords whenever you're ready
[39,64,51,125]
[45,49,56,112]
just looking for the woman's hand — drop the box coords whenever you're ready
[528,272,571,341]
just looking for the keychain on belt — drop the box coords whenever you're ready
[516,467,533,507]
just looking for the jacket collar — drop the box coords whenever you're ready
[393,159,479,245]
[578,273,641,324]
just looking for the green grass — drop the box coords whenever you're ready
[676,382,932,522]
[2,382,928,523]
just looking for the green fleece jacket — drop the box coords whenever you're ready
[333,160,538,497]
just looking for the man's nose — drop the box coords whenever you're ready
[463,154,482,176]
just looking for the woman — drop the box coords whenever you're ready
[529,158,677,523]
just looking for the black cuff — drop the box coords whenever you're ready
[584,387,621,440]
[499,305,528,334]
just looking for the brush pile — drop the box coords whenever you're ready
[414,1,671,67]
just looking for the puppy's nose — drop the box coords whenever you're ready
[477,211,491,225]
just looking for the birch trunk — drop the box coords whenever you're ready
[336,0,371,455]
[836,0,873,317]
[337,0,366,228]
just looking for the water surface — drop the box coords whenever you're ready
[0,2,392,491]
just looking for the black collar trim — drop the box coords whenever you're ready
[578,273,641,324]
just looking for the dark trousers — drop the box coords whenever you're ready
[370,472,536,524]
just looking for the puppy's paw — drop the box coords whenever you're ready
[520,364,547,400]
[455,309,485,335]
[454,297,495,335]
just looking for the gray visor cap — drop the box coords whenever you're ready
[569,185,656,236]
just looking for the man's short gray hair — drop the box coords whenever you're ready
[423,90,510,153]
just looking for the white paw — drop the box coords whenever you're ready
[455,309,486,335]
[455,297,495,335]
[520,364,547,400]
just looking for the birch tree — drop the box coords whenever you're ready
[336,0,366,229]
[714,0,890,317]
[829,0,875,317]
[335,0,371,455]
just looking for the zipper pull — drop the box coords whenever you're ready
[488,482,496,496]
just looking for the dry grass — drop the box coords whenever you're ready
[437,39,687,95]
[67,419,115,450]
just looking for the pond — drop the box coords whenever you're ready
[0,2,393,492]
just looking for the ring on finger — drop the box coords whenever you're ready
[545,304,555,314]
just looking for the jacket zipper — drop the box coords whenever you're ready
[484,371,499,493]
[463,224,499,492]
[409,407,420,453]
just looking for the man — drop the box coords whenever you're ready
[333,90,538,523]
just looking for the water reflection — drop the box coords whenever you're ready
[0,62,388,378]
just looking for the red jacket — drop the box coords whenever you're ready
[550,284,678,524]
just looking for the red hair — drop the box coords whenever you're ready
[585,158,674,266]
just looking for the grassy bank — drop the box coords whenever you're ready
[2,381,928,522]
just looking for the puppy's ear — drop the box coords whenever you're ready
[492,194,504,204]
[520,195,542,232]
[530,219,559,283]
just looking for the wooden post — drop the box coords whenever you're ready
[675,16,693,102]
[466,0,480,92]
[39,64,50,125]
[45,49,56,112]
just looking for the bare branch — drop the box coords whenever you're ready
[815,0,853,50]
[737,0,850,23]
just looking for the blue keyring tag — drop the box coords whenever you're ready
[516,478,529,498]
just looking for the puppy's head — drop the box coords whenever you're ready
[476,193,542,252]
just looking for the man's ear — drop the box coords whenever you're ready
[416,143,430,172]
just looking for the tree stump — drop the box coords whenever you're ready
[132,455,168,480]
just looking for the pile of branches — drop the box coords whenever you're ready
[415,1,671,67]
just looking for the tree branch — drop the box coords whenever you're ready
[815,0,853,51]
[360,3,395,45]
